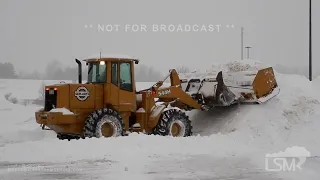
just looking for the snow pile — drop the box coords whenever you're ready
[187,60,320,151]
[49,108,74,115]
[179,59,273,85]
[136,108,145,112]
[276,74,320,124]
[207,59,270,73]
[208,60,274,87]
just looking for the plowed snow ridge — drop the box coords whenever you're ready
[189,60,320,151]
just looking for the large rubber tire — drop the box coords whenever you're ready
[153,109,192,137]
[83,108,124,138]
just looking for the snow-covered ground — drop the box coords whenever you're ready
[0,60,320,179]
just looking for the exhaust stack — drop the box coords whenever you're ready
[75,59,82,84]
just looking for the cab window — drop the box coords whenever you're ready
[120,62,132,91]
[87,62,106,83]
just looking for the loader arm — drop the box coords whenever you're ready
[138,69,181,93]
[153,86,203,110]
[136,68,202,110]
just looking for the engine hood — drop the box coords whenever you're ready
[45,83,103,111]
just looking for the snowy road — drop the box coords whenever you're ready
[1,155,319,180]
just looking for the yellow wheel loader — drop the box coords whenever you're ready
[35,55,279,140]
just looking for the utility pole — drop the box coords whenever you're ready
[245,46,252,59]
[241,27,244,60]
[309,0,312,81]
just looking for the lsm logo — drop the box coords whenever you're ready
[265,146,311,172]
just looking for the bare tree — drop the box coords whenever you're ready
[176,65,190,73]
[38,80,45,101]
[32,80,46,106]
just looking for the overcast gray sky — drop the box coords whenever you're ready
[0,0,319,74]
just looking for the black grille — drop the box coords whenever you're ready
[44,88,57,111]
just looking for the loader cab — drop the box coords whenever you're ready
[81,56,140,113]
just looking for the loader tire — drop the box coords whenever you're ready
[153,109,192,137]
[83,108,124,138]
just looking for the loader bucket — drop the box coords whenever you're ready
[252,67,280,103]
[179,66,280,110]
